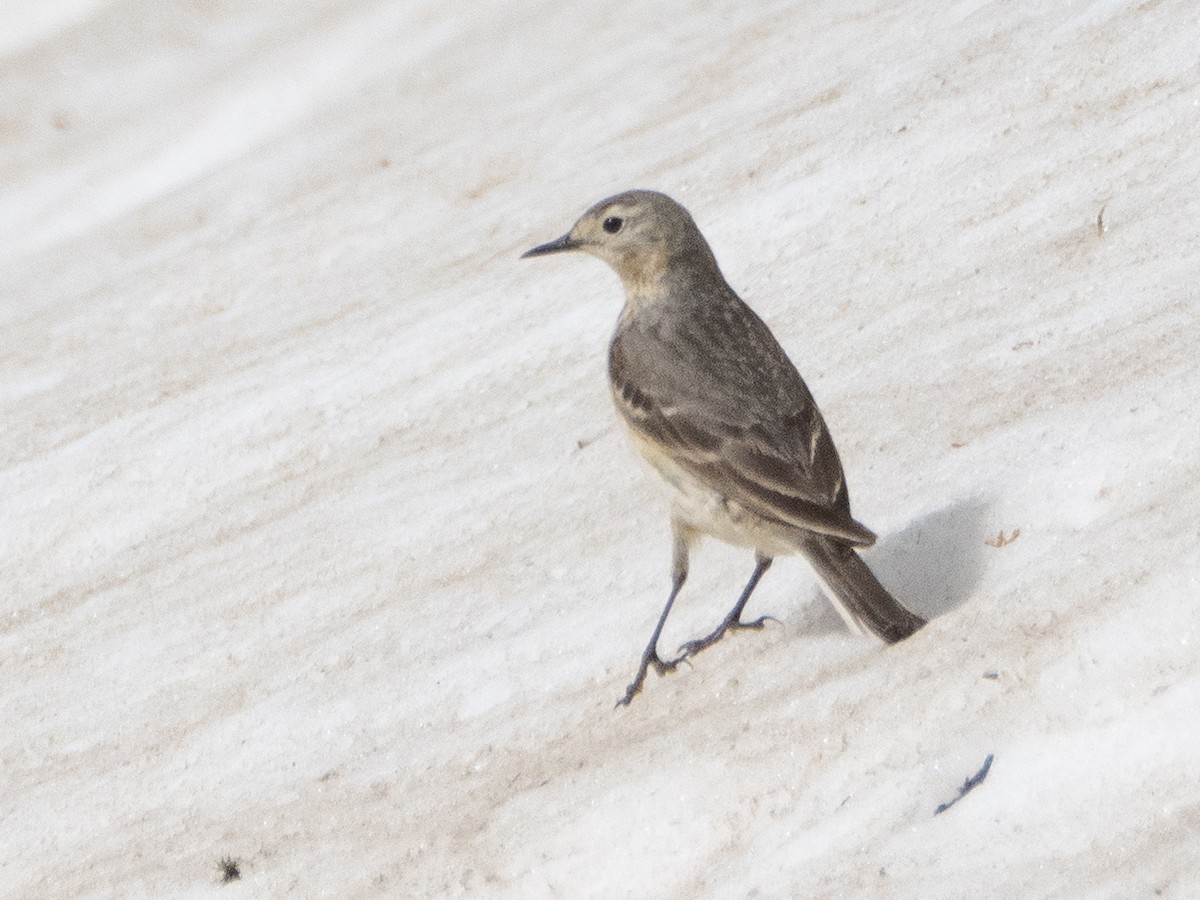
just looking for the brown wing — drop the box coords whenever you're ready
[608,304,876,547]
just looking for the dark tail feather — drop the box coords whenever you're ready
[799,534,925,643]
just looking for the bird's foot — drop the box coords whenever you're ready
[677,613,778,659]
[615,646,688,708]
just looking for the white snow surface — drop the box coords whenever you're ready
[3,0,1199,897]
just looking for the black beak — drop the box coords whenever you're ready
[520,233,580,258]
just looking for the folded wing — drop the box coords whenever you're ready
[609,310,876,548]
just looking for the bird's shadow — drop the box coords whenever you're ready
[798,496,992,632]
[871,495,992,620]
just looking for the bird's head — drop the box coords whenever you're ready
[522,190,721,295]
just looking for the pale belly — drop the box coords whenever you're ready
[624,429,800,558]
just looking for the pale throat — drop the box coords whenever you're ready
[611,243,671,304]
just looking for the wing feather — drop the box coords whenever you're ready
[609,313,875,547]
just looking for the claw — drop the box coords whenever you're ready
[615,648,687,708]
[677,613,778,659]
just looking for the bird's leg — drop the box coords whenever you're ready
[678,554,775,659]
[616,523,693,708]
[616,571,686,707]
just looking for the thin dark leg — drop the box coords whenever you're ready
[678,554,775,659]
[616,571,687,708]
[616,522,694,708]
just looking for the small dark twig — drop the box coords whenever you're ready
[934,753,994,815]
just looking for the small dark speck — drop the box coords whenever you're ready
[217,857,241,884]
[379,158,391,168]
[983,671,999,680]
[896,124,908,133]
[879,867,888,877]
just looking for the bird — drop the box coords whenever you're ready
[521,190,925,706]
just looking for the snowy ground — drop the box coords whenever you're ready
[3,0,1199,896]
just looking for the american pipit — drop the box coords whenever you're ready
[523,190,925,706]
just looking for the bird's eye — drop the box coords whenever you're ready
[603,216,624,234]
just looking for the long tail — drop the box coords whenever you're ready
[798,534,925,643]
